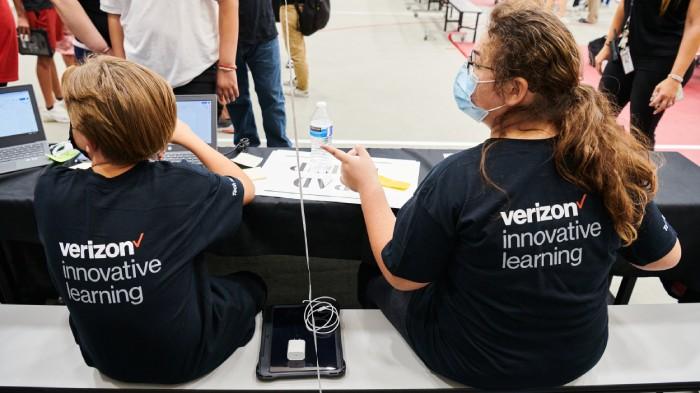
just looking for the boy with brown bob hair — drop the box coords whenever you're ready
[34,56,265,384]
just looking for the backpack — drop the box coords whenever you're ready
[296,0,330,36]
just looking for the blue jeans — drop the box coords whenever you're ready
[226,37,291,147]
[74,47,91,64]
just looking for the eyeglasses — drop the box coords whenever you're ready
[465,50,494,73]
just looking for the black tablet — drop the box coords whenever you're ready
[256,304,346,380]
[17,29,53,57]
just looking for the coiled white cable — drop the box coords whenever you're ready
[303,296,340,335]
[281,2,339,392]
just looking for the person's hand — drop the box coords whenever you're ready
[170,119,197,146]
[16,16,30,38]
[594,45,611,75]
[322,144,380,193]
[217,69,239,105]
[649,78,681,115]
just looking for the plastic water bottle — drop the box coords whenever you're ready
[308,101,334,175]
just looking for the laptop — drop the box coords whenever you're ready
[0,85,51,174]
[164,94,217,163]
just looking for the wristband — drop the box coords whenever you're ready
[218,63,237,71]
[668,74,683,83]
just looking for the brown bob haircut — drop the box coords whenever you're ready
[61,56,176,165]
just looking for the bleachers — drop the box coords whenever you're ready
[0,304,699,391]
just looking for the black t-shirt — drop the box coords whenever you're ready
[626,0,690,70]
[239,0,278,45]
[22,0,52,11]
[78,0,111,47]
[34,161,256,384]
[382,139,677,389]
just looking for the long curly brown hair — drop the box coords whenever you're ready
[482,1,657,245]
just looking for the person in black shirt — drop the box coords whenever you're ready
[34,56,265,384]
[324,2,681,390]
[595,0,700,148]
[225,0,292,147]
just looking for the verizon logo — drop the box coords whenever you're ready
[500,195,586,226]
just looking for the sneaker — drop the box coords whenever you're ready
[285,59,294,69]
[42,105,70,123]
[578,17,595,24]
[283,78,297,87]
[284,87,309,97]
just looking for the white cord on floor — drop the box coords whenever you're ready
[281,3,339,392]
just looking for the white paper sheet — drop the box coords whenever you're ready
[256,150,420,209]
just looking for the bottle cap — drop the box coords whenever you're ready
[316,101,327,108]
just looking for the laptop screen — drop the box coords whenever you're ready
[176,99,213,144]
[0,89,40,138]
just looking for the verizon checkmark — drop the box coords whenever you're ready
[576,194,587,209]
[133,232,144,248]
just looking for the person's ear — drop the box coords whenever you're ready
[503,77,529,106]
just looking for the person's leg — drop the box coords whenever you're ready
[26,11,56,109]
[281,5,309,91]
[49,58,63,99]
[221,271,268,312]
[36,56,55,108]
[586,0,598,23]
[598,59,634,116]
[247,38,291,147]
[544,0,555,12]
[557,0,567,17]
[627,68,667,148]
[226,48,261,146]
[365,274,412,342]
[61,54,76,67]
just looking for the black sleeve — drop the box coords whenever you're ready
[381,177,456,283]
[192,172,246,249]
[618,202,678,265]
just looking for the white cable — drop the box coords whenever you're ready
[281,2,339,392]
[303,296,340,335]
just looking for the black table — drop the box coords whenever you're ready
[1,148,699,303]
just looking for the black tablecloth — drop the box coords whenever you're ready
[1,148,699,303]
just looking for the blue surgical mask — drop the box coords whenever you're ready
[453,64,505,122]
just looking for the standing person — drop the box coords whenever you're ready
[324,2,681,390]
[101,0,239,108]
[13,0,69,122]
[51,0,112,62]
[544,0,569,22]
[579,0,600,23]
[0,0,19,87]
[226,0,292,147]
[34,56,265,383]
[595,0,700,148]
[280,0,310,97]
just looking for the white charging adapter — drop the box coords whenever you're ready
[287,339,306,361]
